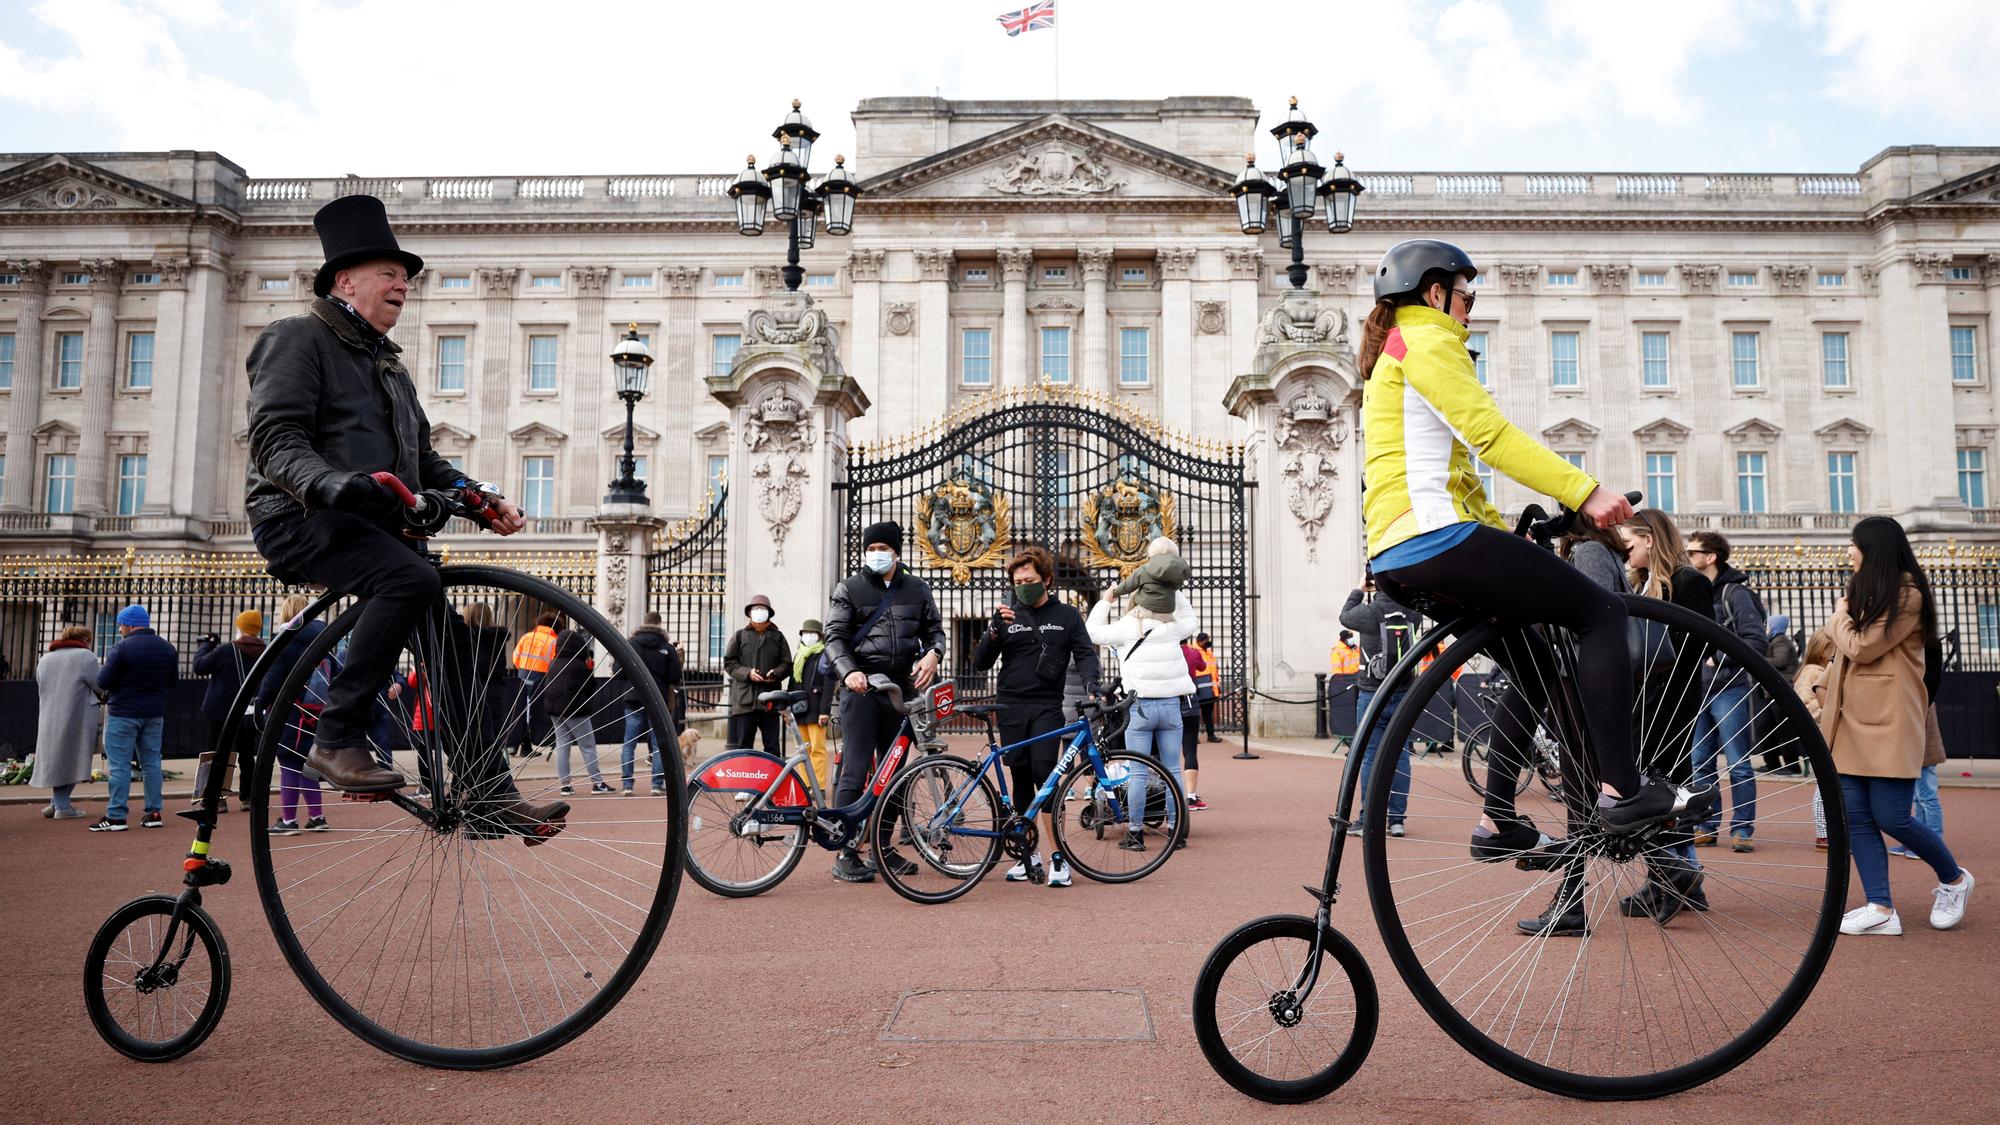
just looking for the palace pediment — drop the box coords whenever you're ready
[0,154,198,214]
[860,116,1235,204]
[1908,160,2000,205]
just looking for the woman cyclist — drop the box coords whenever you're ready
[1358,239,1702,860]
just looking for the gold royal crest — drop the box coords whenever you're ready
[914,473,1012,583]
[1081,471,1176,577]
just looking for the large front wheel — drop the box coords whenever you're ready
[250,565,685,1069]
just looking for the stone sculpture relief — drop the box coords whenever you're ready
[1275,381,1349,562]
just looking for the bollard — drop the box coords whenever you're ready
[1233,687,1260,760]
[1314,673,1330,740]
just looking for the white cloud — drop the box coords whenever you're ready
[1806,0,2000,127]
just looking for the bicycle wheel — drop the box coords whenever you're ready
[1461,722,1553,802]
[685,768,808,898]
[1192,915,1379,1104]
[1363,597,1846,1099]
[85,894,231,1062]
[873,755,1003,905]
[250,565,685,1069]
[1056,752,1185,883]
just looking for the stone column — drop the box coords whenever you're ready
[566,266,611,511]
[998,247,1033,387]
[1876,253,1963,512]
[144,257,189,517]
[1677,262,1723,512]
[1,260,51,511]
[914,248,953,423]
[1079,247,1112,393]
[476,267,518,487]
[591,506,666,637]
[660,265,700,506]
[1158,248,1196,434]
[707,289,870,633]
[74,261,123,516]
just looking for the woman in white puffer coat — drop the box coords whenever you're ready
[1087,589,1198,852]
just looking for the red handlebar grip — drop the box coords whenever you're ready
[369,471,420,509]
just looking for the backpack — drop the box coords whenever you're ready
[1365,608,1414,681]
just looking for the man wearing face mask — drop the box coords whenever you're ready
[971,546,1102,888]
[823,521,949,883]
[724,594,792,754]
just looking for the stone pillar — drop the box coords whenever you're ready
[1677,262,1723,512]
[1227,294,1364,737]
[1079,247,1112,393]
[1,260,50,511]
[709,290,870,631]
[144,257,189,517]
[847,249,885,431]
[1876,253,1964,512]
[999,247,1033,387]
[660,265,700,506]
[74,261,122,516]
[1158,247,1196,434]
[592,505,666,636]
[476,267,518,488]
[914,248,953,423]
[566,266,611,511]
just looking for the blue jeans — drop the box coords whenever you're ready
[1354,687,1413,825]
[1911,764,1943,837]
[1841,774,1960,909]
[1693,682,1757,838]
[620,703,666,790]
[105,715,164,823]
[1123,697,1185,836]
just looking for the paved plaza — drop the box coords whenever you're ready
[11,745,1998,1122]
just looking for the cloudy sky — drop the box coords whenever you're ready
[2,0,1996,179]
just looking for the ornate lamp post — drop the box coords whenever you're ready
[1231,97,1364,290]
[727,99,862,290]
[604,323,655,505]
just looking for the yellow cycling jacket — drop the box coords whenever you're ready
[1362,305,1598,558]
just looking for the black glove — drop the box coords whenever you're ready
[313,472,401,516]
[1085,679,1104,698]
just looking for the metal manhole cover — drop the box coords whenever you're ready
[882,988,1154,1043]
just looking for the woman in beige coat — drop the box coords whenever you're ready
[1822,516,1970,936]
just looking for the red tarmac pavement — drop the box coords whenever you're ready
[7,749,1997,1123]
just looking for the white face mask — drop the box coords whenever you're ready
[865,550,895,575]
[800,633,820,646]
[749,608,771,624]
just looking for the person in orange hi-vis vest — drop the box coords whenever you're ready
[508,611,561,757]
[1330,631,1362,676]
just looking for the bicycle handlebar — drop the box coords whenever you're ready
[1520,490,1643,549]
[369,471,513,537]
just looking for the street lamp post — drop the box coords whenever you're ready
[1230,97,1364,290]
[604,323,654,505]
[727,99,863,290]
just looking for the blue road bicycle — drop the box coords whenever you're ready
[873,688,1187,905]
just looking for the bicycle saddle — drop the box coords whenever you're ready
[958,702,1006,717]
[757,689,805,708]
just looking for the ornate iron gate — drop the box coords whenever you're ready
[844,389,1250,730]
[646,487,729,711]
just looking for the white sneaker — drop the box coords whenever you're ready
[1048,855,1071,887]
[1005,859,1031,882]
[1839,904,1902,936]
[1931,868,1973,931]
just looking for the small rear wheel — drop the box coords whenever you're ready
[85,894,231,1062]
[873,756,1003,905]
[1192,914,1378,1103]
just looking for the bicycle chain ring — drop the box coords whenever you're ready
[999,815,1037,860]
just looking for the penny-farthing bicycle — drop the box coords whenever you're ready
[1192,495,1847,1101]
[83,474,687,1069]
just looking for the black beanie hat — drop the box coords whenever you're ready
[862,520,904,555]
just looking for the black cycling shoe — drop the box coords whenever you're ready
[1119,833,1147,853]
[1518,872,1590,937]
[1600,777,1716,836]
[832,851,875,883]
[1470,819,1558,866]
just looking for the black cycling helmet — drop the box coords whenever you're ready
[1373,239,1479,302]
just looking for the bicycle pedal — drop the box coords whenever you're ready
[522,817,566,847]
[1028,863,1047,885]
[341,791,395,803]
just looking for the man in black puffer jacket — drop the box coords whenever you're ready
[615,612,681,795]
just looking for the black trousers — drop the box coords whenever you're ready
[1000,701,1069,814]
[833,685,906,810]
[728,710,782,754]
[1199,698,1218,739]
[1381,524,1638,798]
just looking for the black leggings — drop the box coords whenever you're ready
[1379,524,1638,799]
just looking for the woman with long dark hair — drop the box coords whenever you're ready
[1823,516,1971,935]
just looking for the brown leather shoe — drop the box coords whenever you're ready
[303,744,404,792]
[489,797,570,846]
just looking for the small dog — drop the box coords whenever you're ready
[678,726,703,754]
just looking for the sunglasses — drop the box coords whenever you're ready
[1450,287,1476,313]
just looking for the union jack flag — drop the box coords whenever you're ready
[997,1,1055,36]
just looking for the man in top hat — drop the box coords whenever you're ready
[243,195,565,840]
[821,521,948,882]
[723,593,791,754]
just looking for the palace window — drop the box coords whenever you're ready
[806,273,837,287]
[1736,452,1768,513]
[1821,332,1849,388]
[1646,453,1678,512]
[621,274,653,289]
[1549,331,1580,387]
[1121,266,1148,283]
[1547,271,1578,288]
[45,454,76,514]
[1042,266,1069,282]
[711,333,741,377]
[1727,271,1757,287]
[1040,326,1071,384]
[1948,266,1975,282]
[1731,332,1761,388]
[438,275,472,290]
[1826,452,1857,514]
[437,336,468,392]
[1467,330,1488,386]
[129,271,159,286]
[117,454,148,516]
[1119,328,1150,385]
[1959,448,1987,509]
[528,335,559,392]
[963,267,989,283]
[62,272,92,285]
[1641,332,1670,389]
[0,332,13,390]
[1636,271,1668,288]
[529,275,561,290]
[259,277,289,291]
[1951,326,1979,383]
[56,333,83,389]
[1817,271,1846,288]
[521,456,556,518]
[961,329,992,386]
[125,332,155,389]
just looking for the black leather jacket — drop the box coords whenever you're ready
[245,298,460,527]
[823,568,948,682]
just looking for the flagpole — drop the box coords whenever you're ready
[1053,11,1060,100]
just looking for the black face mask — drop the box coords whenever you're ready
[1015,582,1045,605]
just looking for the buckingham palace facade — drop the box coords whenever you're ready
[2,97,1996,550]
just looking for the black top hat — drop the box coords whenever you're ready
[311,194,424,298]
